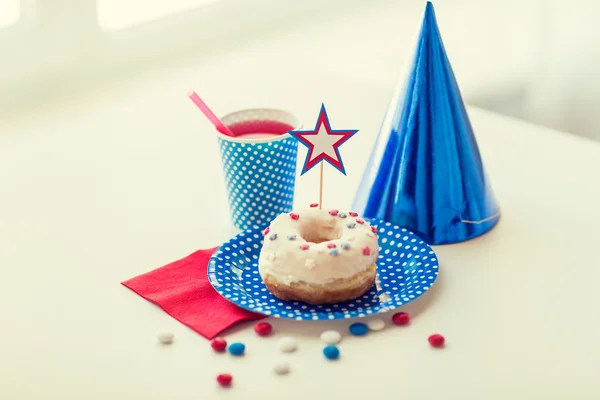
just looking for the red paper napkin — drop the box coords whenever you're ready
[121,247,264,339]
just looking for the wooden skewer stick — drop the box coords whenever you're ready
[319,162,324,210]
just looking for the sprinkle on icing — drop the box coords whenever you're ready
[347,223,356,229]
[263,227,270,236]
[310,203,319,208]
[348,212,358,217]
[329,249,339,256]
[269,233,278,241]
[338,212,347,218]
[328,209,339,216]
[428,334,445,348]
[300,244,310,250]
[362,246,371,256]
[371,226,378,234]
[356,219,365,225]
[305,259,316,269]
[289,213,300,220]
[340,243,350,250]
[287,234,297,240]
[326,243,336,249]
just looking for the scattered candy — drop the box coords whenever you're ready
[329,249,339,256]
[326,243,336,249]
[268,233,278,241]
[392,312,411,325]
[289,213,300,220]
[273,361,290,375]
[338,212,347,218]
[310,203,319,208]
[287,234,297,240]
[356,219,365,224]
[340,243,351,250]
[323,345,340,360]
[263,227,270,236]
[320,330,342,344]
[347,223,356,229]
[211,337,227,352]
[300,244,310,251]
[348,212,358,217]
[157,332,174,344]
[349,323,369,336]
[328,210,339,216]
[371,226,378,234]
[216,374,232,387]
[362,247,371,256]
[228,342,245,356]
[254,322,273,336]
[367,319,385,331]
[278,337,298,353]
[428,334,445,348]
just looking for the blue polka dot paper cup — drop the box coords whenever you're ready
[217,108,301,231]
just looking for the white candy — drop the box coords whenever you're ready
[157,332,174,344]
[278,337,298,353]
[367,319,385,331]
[274,361,290,375]
[320,330,342,344]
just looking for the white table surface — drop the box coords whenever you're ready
[2,49,600,399]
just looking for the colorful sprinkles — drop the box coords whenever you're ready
[371,226,378,234]
[262,227,270,236]
[289,213,300,220]
[300,244,310,250]
[268,233,278,241]
[329,249,339,256]
[338,212,347,218]
[328,209,339,216]
[347,222,356,229]
[348,211,358,217]
[340,243,351,250]
[362,246,371,256]
[356,219,365,224]
[287,234,297,240]
[326,243,336,249]
[310,203,319,208]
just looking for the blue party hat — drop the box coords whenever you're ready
[353,2,500,245]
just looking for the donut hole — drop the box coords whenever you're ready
[299,220,341,243]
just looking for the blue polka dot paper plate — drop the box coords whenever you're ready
[208,219,439,320]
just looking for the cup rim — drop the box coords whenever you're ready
[215,108,302,144]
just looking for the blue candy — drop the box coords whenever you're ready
[287,234,297,240]
[323,345,340,360]
[338,212,347,218]
[347,223,356,229]
[269,233,278,241]
[349,323,369,336]
[340,243,351,250]
[228,342,245,356]
[329,249,339,256]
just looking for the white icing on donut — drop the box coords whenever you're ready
[258,208,379,284]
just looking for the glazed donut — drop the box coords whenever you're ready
[258,207,379,305]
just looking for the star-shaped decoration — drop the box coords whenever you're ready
[288,104,358,175]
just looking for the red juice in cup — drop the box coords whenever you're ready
[216,108,302,230]
[228,120,295,140]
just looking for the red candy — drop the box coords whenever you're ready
[392,312,410,325]
[371,226,378,234]
[428,334,445,348]
[263,227,270,236]
[254,322,273,336]
[217,374,233,387]
[362,247,371,256]
[211,337,227,352]
[326,243,337,249]
[356,219,365,224]
[348,212,358,217]
[328,210,339,216]
[310,203,319,208]
[300,244,310,250]
[289,213,300,220]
